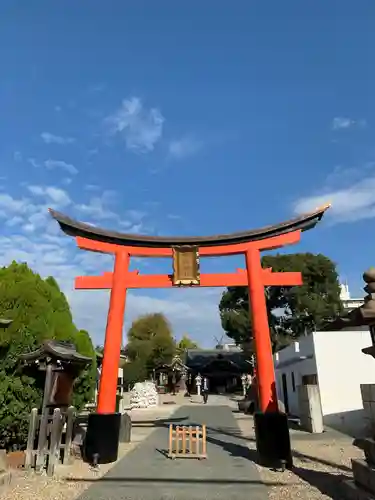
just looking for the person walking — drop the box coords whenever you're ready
[202,376,209,404]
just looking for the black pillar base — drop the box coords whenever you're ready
[84,412,121,465]
[254,411,293,469]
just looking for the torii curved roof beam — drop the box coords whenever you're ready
[49,204,330,249]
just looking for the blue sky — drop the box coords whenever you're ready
[1,1,374,348]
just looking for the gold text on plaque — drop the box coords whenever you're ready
[172,246,200,286]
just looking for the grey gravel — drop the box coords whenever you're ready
[233,411,364,500]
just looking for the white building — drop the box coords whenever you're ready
[216,342,242,352]
[274,329,375,435]
[340,282,364,312]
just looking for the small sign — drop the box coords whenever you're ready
[172,246,200,286]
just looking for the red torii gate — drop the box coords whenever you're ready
[49,204,330,465]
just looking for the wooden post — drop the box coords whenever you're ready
[63,406,76,465]
[202,425,207,457]
[35,364,54,471]
[25,408,38,470]
[182,426,187,455]
[195,426,200,455]
[168,424,173,455]
[47,408,61,476]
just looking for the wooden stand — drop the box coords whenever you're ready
[168,424,207,459]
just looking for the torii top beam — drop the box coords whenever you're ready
[49,204,330,249]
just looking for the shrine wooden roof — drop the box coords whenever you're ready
[19,340,93,365]
[49,204,330,248]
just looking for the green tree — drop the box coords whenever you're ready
[125,313,175,383]
[219,253,343,353]
[0,261,97,449]
[71,329,97,410]
[176,334,199,356]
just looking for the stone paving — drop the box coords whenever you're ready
[74,403,269,500]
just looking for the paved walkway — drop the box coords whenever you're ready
[76,404,268,500]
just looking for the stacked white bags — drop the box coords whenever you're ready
[130,380,159,409]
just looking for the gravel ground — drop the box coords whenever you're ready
[233,411,363,500]
[1,403,182,500]
[1,396,364,500]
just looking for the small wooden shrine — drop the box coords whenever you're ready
[155,355,189,394]
[20,340,92,410]
[19,340,93,473]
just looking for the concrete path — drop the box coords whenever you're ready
[76,404,269,500]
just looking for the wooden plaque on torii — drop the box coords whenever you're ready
[172,246,200,286]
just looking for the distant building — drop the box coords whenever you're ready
[215,342,242,352]
[340,282,364,312]
[185,348,250,393]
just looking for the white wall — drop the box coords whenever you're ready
[274,335,318,416]
[275,329,375,435]
[313,330,375,422]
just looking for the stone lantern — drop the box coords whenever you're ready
[241,373,247,396]
[195,373,202,396]
[324,268,375,498]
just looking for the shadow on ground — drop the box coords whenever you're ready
[132,413,353,473]
[65,476,288,486]
[292,468,348,500]
[73,405,353,499]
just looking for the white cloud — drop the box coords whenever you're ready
[84,184,100,191]
[27,185,72,206]
[68,287,223,348]
[107,97,164,153]
[0,193,29,216]
[168,137,203,160]
[41,132,75,145]
[293,164,375,224]
[331,117,367,130]
[44,159,78,175]
[0,184,223,347]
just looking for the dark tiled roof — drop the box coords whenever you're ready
[19,340,92,365]
[185,349,249,371]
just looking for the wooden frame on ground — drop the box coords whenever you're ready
[168,424,207,459]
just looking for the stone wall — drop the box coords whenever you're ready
[297,384,324,433]
[360,384,375,435]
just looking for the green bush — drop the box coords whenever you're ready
[0,262,97,450]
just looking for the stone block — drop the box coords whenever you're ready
[352,459,375,494]
[362,385,372,404]
[363,402,372,420]
[362,439,375,465]
[297,385,309,403]
[341,479,375,500]
[0,450,7,471]
[0,470,11,496]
